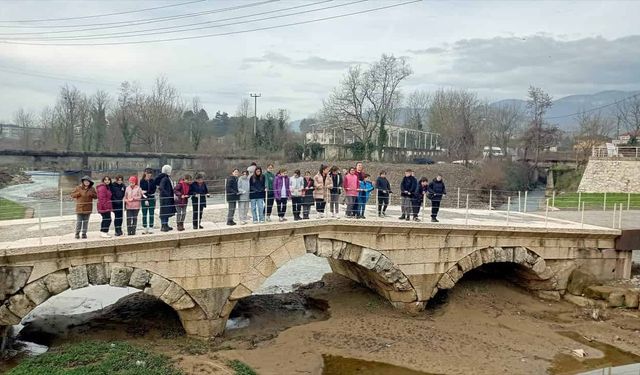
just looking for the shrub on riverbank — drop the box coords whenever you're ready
[7,341,183,375]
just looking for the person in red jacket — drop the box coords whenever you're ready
[96,176,113,238]
[174,174,192,231]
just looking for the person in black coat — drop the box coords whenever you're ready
[399,169,418,221]
[427,175,447,222]
[110,175,126,236]
[375,171,392,217]
[190,173,209,229]
[329,166,342,218]
[412,177,429,221]
[155,164,176,232]
[249,167,266,223]
[301,171,315,220]
[225,169,240,226]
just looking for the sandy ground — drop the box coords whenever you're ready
[10,272,640,375]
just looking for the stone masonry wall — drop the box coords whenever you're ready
[578,159,640,193]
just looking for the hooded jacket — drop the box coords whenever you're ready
[375,176,392,197]
[125,183,143,210]
[154,172,175,217]
[343,173,359,197]
[71,176,97,214]
[110,181,126,210]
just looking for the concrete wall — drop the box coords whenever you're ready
[0,221,626,338]
[578,159,640,193]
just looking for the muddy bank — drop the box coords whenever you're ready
[5,272,640,375]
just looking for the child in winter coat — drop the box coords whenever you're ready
[125,175,143,235]
[301,171,315,220]
[273,169,291,222]
[313,164,333,219]
[356,174,374,219]
[110,175,126,236]
[174,174,192,231]
[289,170,304,221]
[96,176,113,238]
[238,171,250,224]
[375,171,392,218]
[411,177,430,222]
[70,176,97,239]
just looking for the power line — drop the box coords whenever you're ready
[0,0,278,30]
[2,0,339,40]
[545,93,640,120]
[0,0,421,46]
[0,66,121,87]
[0,0,206,23]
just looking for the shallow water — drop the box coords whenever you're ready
[322,355,437,375]
[550,331,640,375]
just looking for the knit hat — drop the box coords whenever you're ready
[161,165,172,174]
[129,175,138,185]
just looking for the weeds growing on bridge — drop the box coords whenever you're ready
[7,341,182,375]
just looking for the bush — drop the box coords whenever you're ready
[504,161,531,191]
[283,142,304,162]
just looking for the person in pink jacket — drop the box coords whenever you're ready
[96,176,113,238]
[124,175,143,235]
[343,167,359,218]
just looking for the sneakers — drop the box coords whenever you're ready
[75,233,80,239]
[399,215,406,220]
[100,232,111,238]
[413,217,421,222]
[81,234,87,239]
[147,228,154,234]
[227,221,237,226]
[431,218,439,222]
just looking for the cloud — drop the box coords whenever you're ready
[406,47,448,55]
[416,35,640,96]
[241,52,363,70]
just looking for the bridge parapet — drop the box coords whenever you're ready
[0,220,627,338]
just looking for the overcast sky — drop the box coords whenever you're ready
[1,0,639,122]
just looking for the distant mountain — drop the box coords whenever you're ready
[492,90,640,131]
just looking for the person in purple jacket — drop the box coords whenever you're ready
[273,168,291,222]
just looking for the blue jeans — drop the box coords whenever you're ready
[251,198,265,222]
[356,195,367,217]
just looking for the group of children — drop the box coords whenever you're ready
[71,165,210,239]
[71,161,447,238]
[224,162,447,226]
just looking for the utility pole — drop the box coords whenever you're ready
[250,93,261,135]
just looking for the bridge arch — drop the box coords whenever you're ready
[431,246,554,298]
[0,264,211,337]
[218,235,423,327]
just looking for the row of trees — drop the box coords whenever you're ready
[11,78,296,154]
[321,54,640,163]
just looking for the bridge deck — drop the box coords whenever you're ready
[0,206,620,256]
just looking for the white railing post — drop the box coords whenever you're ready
[518,191,521,212]
[545,199,549,228]
[197,194,201,228]
[578,191,582,210]
[603,192,607,211]
[465,194,469,225]
[619,203,623,229]
[457,187,460,209]
[59,189,63,217]
[552,190,556,208]
[488,189,493,211]
[506,197,511,225]
[628,192,631,211]
[524,191,528,213]
[580,202,585,229]
[612,202,617,228]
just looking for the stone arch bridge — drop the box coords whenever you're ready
[0,221,628,338]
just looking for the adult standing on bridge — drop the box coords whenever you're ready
[174,174,191,231]
[190,174,209,230]
[313,164,332,219]
[427,175,446,222]
[225,169,240,226]
[140,168,157,234]
[70,176,97,239]
[329,166,342,218]
[400,169,418,221]
[273,168,291,222]
[265,164,276,222]
[238,171,250,224]
[155,165,175,232]
[411,177,429,222]
[343,167,359,217]
[375,171,392,218]
[110,175,126,237]
[96,176,113,238]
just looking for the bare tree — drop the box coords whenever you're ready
[523,86,559,166]
[135,77,182,152]
[322,54,412,160]
[616,95,640,144]
[13,108,35,148]
[112,82,138,152]
[491,102,524,155]
[53,85,84,151]
[428,89,481,165]
[233,98,253,148]
[574,110,613,160]
[77,96,93,151]
[182,97,209,151]
[405,90,430,130]
[90,91,109,151]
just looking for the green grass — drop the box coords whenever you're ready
[228,360,257,375]
[7,341,183,375]
[553,192,640,209]
[0,197,26,220]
